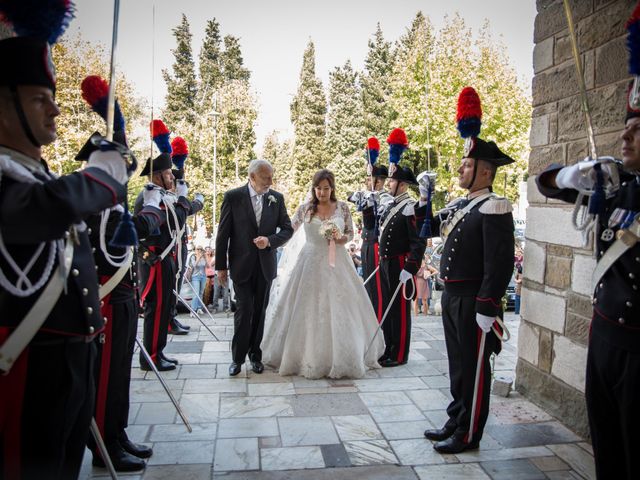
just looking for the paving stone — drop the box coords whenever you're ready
[290,393,368,416]
[358,391,412,407]
[416,348,446,360]
[546,444,596,480]
[217,418,279,438]
[129,379,184,403]
[147,441,215,465]
[124,425,150,443]
[456,446,553,463]
[480,459,546,480]
[278,416,339,446]
[486,422,580,448]
[406,389,450,411]
[529,456,570,472]
[260,446,325,471]
[184,378,246,394]
[149,423,217,442]
[343,439,398,466]
[415,463,491,479]
[220,395,293,418]
[164,341,205,354]
[213,465,420,479]
[321,443,352,467]
[248,382,295,396]
[179,393,220,423]
[390,438,448,466]
[421,375,450,388]
[213,438,259,471]
[378,420,434,440]
[143,464,212,480]
[259,436,281,448]
[354,377,427,392]
[331,415,382,441]
[369,404,425,423]
[178,364,218,379]
[134,402,176,425]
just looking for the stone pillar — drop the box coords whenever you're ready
[517,0,635,437]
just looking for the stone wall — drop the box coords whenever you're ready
[517,0,636,438]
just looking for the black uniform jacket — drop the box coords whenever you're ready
[0,151,126,340]
[378,192,427,275]
[215,185,293,284]
[537,164,640,348]
[429,190,515,317]
[86,203,165,303]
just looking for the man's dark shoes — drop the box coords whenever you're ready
[380,358,407,368]
[173,318,191,330]
[159,352,179,365]
[92,446,145,472]
[119,436,153,459]
[140,357,176,372]
[251,360,264,374]
[229,362,241,376]
[378,354,389,363]
[424,425,456,442]
[168,320,189,335]
[433,435,479,454]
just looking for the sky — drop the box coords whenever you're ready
[72,0,537,151]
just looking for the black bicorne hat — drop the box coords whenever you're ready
[466,137,515,167]
[371,165,388,178]
[389,166,418,185]
[0,37,56,92]
[140,153,173,176]
[172,168,184,180]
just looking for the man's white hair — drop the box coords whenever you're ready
[248,159,273,176]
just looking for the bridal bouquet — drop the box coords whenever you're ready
[319,220,343,268]
[319,220,342,241]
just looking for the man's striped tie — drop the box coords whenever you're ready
[254,194,263,226]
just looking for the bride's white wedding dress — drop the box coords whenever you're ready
[262,201,384,379]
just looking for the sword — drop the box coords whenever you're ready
[135,338,193,433]
[363,280,403,359]
[105,0,120,142]
[173,288,221,341]
[362,265,380,286]
[90,418,119,479]
[468,329,487,444]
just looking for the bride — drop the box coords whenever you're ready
[262,169,384,379]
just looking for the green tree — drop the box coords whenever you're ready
[221,35,250,82]
[162,14,198,128]
[262,131,296,208]
[360,22,395,155]
[290,40,327,207]
[326,60,366,197]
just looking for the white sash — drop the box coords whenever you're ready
[440,193,494,239]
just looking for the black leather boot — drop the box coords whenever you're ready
[119,431,153,459]
[92,445,146,472]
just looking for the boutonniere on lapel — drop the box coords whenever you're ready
[267,194,277,206]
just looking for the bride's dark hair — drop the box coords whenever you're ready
[308,169,337,217]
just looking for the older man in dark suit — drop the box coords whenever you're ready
[216,159,293,376]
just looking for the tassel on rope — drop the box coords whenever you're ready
[588,163,605,216]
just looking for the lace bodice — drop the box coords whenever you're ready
[291,201,354,242]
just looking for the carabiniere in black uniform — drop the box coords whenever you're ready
[0,35,128,479]
[537,162,640,479]
[424,135,514,454]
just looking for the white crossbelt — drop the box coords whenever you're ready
[99,248,134,300]
[591,215,640,291]
[440,192,494,239]
[0,238,74,374]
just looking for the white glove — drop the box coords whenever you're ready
[417,171,436,198]
[476,313,495,333]
[87,149,129,184]
[554,160,610,191]
[176,179,188,198]
[399,269,413,284]
[362,190,377,208]
[142,184,162,209]
[194,193,205,204]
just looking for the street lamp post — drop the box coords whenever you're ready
[212,93,221,236]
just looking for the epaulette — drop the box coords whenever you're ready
[479,196,513,215]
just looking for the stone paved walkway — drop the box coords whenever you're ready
[80,311,595,479]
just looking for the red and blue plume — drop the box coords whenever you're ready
[627,1,640,75]
[150,119,172,154]
[366,137,380,165]
[80,75,125,132]
[386,128,408,165]
[171,136,188,169]
[0,0,75,44]
[456,86,482,138]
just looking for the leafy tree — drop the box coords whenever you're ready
[290,40,327,207]
[360,23,395,158]
[221,35,250,82]
[162,14,198,128]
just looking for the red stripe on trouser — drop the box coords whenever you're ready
[397,256,408,362]
[139,264,157,307]
[374,242,383,323]
[95,295,113,443]
[465,328,485,443]
[151,261,164,362]
[0,327,28,480]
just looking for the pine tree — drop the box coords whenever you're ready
[163,14,198,128]
[199,19,223,95]
[221,35,250,82]
[326,61,366,197]
[361,23,395,153]
[290,40,327,208]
